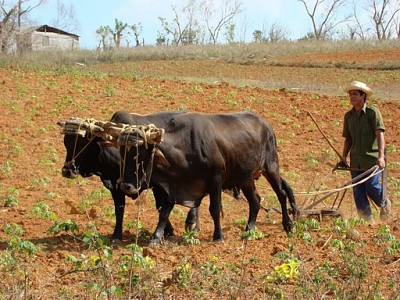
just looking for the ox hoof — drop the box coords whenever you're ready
[185,222,198,232]
[148,239,163,248]
[212,238,224,243]
[283,221,294,234]
[111,238,122,246]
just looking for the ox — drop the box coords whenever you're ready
[57,110,199,242]
[116,111,299,243]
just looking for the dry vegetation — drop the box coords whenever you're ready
[0,41,399,299]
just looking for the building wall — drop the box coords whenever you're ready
[31,31,79,51]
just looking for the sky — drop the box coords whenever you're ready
[28,0,311,49]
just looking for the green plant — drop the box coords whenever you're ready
[241,228,264,240]
[182,230,200,245]
[49,219,79,235]
[30,201,57,220]
[3,223,24,236]
[264,259,300,284]
[0,159,15,179]
[1,186,19,207]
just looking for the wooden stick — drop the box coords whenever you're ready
[307,111,346,164]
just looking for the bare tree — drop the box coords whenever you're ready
[367,0,400,40]
[298,0,352,40]
[158,0,202,45]
[200,0,243,44]
[395,12,400,38]
[0,0,47,52]
[51,0,79,33]
[252,20,288,43]
[349,0,368,39]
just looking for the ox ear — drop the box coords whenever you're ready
[154,148,170,168]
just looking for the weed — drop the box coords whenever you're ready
[31,176,51,188]
[0,226,37,298]
[104,84,115,97]
[38,146,59,164]
[0,160,15,179]
[264,259,300,284]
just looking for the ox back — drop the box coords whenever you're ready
[60,110,198,242]
[119,111,298,242]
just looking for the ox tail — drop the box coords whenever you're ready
[281,177,299,220]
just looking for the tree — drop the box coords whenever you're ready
[158,0,202,45]
[252,20,288,43]
[297,0,351,40]
[252,29,264,43]
[51,0,79,33]
[347,0,368,40]
[200,0,243,44]
[0,0,47,52]
[96,25,112,50]
[111,18,128,48]
[224,23,235,43]
[130,23,142,47]
[367,0,400,40]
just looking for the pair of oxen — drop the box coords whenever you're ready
[58,110,299,244]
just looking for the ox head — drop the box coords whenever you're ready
[57,117,107,178]
[116,124,167,196]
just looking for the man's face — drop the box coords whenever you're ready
[349,90,365,108]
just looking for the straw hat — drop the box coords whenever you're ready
[343,81,373,98]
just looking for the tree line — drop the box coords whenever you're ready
[0,0,399,52]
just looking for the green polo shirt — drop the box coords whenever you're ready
[342,103,385,169]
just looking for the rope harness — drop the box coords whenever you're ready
[58,118,103,171]
[117,124,164,188]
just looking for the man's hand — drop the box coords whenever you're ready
[335,160,350,169]
[377,157,385,169]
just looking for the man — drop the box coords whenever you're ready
[338,81,391,223]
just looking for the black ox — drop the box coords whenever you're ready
[57,110,199,242]
[116,111,299,243]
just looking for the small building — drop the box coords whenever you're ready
[18,25,80,51]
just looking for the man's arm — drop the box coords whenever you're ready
[341,136,352,164]
[376,129,385,169]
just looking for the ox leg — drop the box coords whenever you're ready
[209,189,224,241]
[151,201,175,243]
[110,190,126,242]
[185,207,200,232]
[241,181,261,231]
[153,187,176,237]
[263,169,293,233]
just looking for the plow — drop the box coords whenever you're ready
[278,111,386,221]
[295,165,383,221]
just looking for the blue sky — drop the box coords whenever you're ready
[29,0,311,49]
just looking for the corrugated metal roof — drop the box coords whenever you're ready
[35,25,79,39]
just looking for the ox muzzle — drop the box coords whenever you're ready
[61,161,78,179]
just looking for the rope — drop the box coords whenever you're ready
[64,119,98,167]
[295,165,382,197]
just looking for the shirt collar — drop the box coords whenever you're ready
[351,103,367,114]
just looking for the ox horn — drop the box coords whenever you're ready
[57,121,66,127]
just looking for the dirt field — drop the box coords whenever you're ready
[0,48,399,299]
